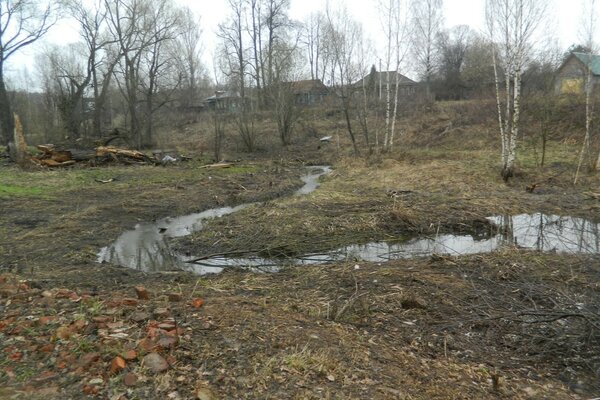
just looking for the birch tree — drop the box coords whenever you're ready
[486,0,547,181]
[411,0,442,97]
[379,0,409,151]
[574,0,599,180]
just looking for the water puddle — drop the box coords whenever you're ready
[185,214,599,273]
[98,167,599,275]
[97,166,332,272]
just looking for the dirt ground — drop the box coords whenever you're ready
[1,116,600,399]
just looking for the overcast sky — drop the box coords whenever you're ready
[5,0,586,88]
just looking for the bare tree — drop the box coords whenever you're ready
[410,0,442,97]
[172,8,205,108]
[268,40,303,146]
[302,12,329,82]
[262,0,291,88]
[324,6,366,155]
[575,0,598,181]
[436,25,473,100]
[49,0,115,139]
[486,0,547,181]
[0,0,54,153]
[217,0,247,100]
[106,0,180,148]
[217,0,256,151]
[380,0,410,150]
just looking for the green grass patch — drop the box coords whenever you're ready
[212,165,259,174]
[0,183,46,198]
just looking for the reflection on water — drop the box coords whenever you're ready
[488,213,600,253]
[97,166,331,272]
[98,165,599,276]
[96,204,250,273]
[185,214,600,272]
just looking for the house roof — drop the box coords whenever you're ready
[289,79,329,93]
[354,71,416,87]
[204,90,240,102]
[571,52,600,75]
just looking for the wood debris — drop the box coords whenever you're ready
[198,162,233,169]
[29,144,158,168]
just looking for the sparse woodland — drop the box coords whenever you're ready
[0,0,598,177]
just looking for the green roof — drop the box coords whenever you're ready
[573,52,600,75]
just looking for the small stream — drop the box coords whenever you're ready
[97,166,332,272]
[98,167,600,275]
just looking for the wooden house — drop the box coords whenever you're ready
[354,70,418,100]
[555,52,600,94]
[203,90,243,112]
[289,79,330,106]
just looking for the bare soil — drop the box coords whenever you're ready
[1,113,599,399]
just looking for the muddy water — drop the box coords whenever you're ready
[187,214,599,273]
[99,167,600,275]
[97,166,332,272]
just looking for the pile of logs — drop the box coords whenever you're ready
[31,144,156,167]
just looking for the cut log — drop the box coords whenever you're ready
[198,162,233,169]
[37,144,55,155]
[95,146,149,161]
[34,159,76,168]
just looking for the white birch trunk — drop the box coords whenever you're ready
[384,70,391,148]
[506,66,522,177]
[491,45,506,165]
[390,69,401,148]
[575,62,593,183]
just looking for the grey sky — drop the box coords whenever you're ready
[5,0,586,88]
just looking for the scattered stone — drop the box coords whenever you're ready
[143,352,169,373]
[110,356,127,374]
[190,298,204,309]
[157,335,178,349]
[138,338,157,352]
[55,325,72,340]
[130,311,150,323]
[121,298,139,307]
[79,352,101,367]
[158,322,176,330]
[154,307,170,318]
[54,289,74,299]
[135,286,150,300]
[196,387,216,400]
[123,349,138,361]
[89,378,104,385]
[123,372,138,387]
[168,293,183,302]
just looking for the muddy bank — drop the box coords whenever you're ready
[0,161,314,285]
[172,157,600,266]
[1,146,599,399]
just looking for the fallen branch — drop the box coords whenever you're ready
[198,163,233,169]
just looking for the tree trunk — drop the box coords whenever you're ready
[503,67,522,181]
[0,64,15,151]
[342,97,359,155]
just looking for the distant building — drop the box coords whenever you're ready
[555,52,600,94]
[353,70,418,100]
[289,79,330,106]
[203,90,243,112]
